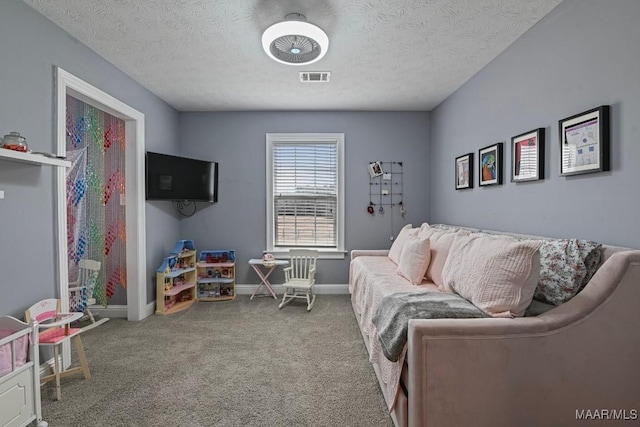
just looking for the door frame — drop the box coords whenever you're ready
[54,67,147,322]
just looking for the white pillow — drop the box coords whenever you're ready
[442,233,542,317]
[424,229,469,289]
[396,234,431,285]
[388,224,416,265]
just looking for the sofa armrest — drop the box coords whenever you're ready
[350,249,389,260]
[405,250,640,427]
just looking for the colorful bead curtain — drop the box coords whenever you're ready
[66,95,127,306]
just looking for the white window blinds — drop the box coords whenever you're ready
[272,142,337,248]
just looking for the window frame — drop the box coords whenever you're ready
[266,133,345,259]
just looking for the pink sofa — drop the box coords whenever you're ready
[349,225,640,427]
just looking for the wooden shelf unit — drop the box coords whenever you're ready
[197,251,236,302]
[155,241,198,315]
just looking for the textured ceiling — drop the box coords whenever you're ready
[23,0,562,111]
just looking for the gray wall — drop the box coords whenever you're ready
[178,112,430,284]
[430,0,640,248]
[0,0,180,317]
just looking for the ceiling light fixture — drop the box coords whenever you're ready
[262,13,329,66]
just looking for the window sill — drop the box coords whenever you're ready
[266,250,347,260]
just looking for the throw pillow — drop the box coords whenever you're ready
[533,239,603,305]
[388,224,416,265]
[429,224,461,232]
[396,234,431,285]
[425,229,469,289]
[442,233,543,317]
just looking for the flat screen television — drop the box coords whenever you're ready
[145,151,218,202]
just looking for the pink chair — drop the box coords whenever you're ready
[24,298,91,400]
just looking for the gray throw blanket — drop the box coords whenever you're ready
[372,291,489,362]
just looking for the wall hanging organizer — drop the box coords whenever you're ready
[368,161,404,216]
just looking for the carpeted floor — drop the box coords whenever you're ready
[41,295,393,427]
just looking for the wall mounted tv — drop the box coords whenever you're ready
[145,151,218,202]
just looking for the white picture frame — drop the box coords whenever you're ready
[368,161,383,178]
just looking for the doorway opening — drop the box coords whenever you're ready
[55,67,148,322]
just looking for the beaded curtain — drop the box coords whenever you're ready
[66,95,127,307]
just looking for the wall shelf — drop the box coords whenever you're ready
[0,148,71,167]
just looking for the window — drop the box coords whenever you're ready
[266,133,345,258]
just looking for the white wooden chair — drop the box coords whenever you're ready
[278,249,318,312]
[69,259,109,331]
[24,299,91,401]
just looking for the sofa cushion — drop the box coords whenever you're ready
[396,234,431,285]
[388,224,416,265]
[420,228,469,290]
[534,239,603,305]
[442,233,543,317]
[470,231,603,306]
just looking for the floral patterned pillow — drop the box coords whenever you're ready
[533,239,602,305]
[429,224,461,232]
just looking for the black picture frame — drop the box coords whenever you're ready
[479,142,503,186]
[559,105,610,176]
[455,153,474,190]
[511,128,545,182]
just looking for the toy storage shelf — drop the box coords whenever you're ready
[197,250,236,302]
[163,267,196,278]
[155,240,198,315]
[198,277,234,284]
[162,300,193,316]
[164,282,196,296]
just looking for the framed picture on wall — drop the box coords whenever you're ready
[511,128,545,182]
[455,153,474,190]
[479,142,503,186]
[559,105,610,176]
[368,161,383,178]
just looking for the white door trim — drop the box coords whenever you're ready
[54,67,147,325]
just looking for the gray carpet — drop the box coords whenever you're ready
[41,295,393,427]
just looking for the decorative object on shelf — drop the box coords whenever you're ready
[511,128,545,182]
[478,143,504,187]
[262,13,329,66]
[156,240,198,315]
[455,153,474,190]
[559,105,610,176]
[197,250,236,302]
[1,131,28,152]
[262,253,276,267]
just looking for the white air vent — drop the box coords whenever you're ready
[300,71,331,82]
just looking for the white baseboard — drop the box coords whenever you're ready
[39,357,56,378]
[91,286,349,321]
[145,302,155,317]
[84,302,155,320]
[87,304,127,318]
[235,283,349,295]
